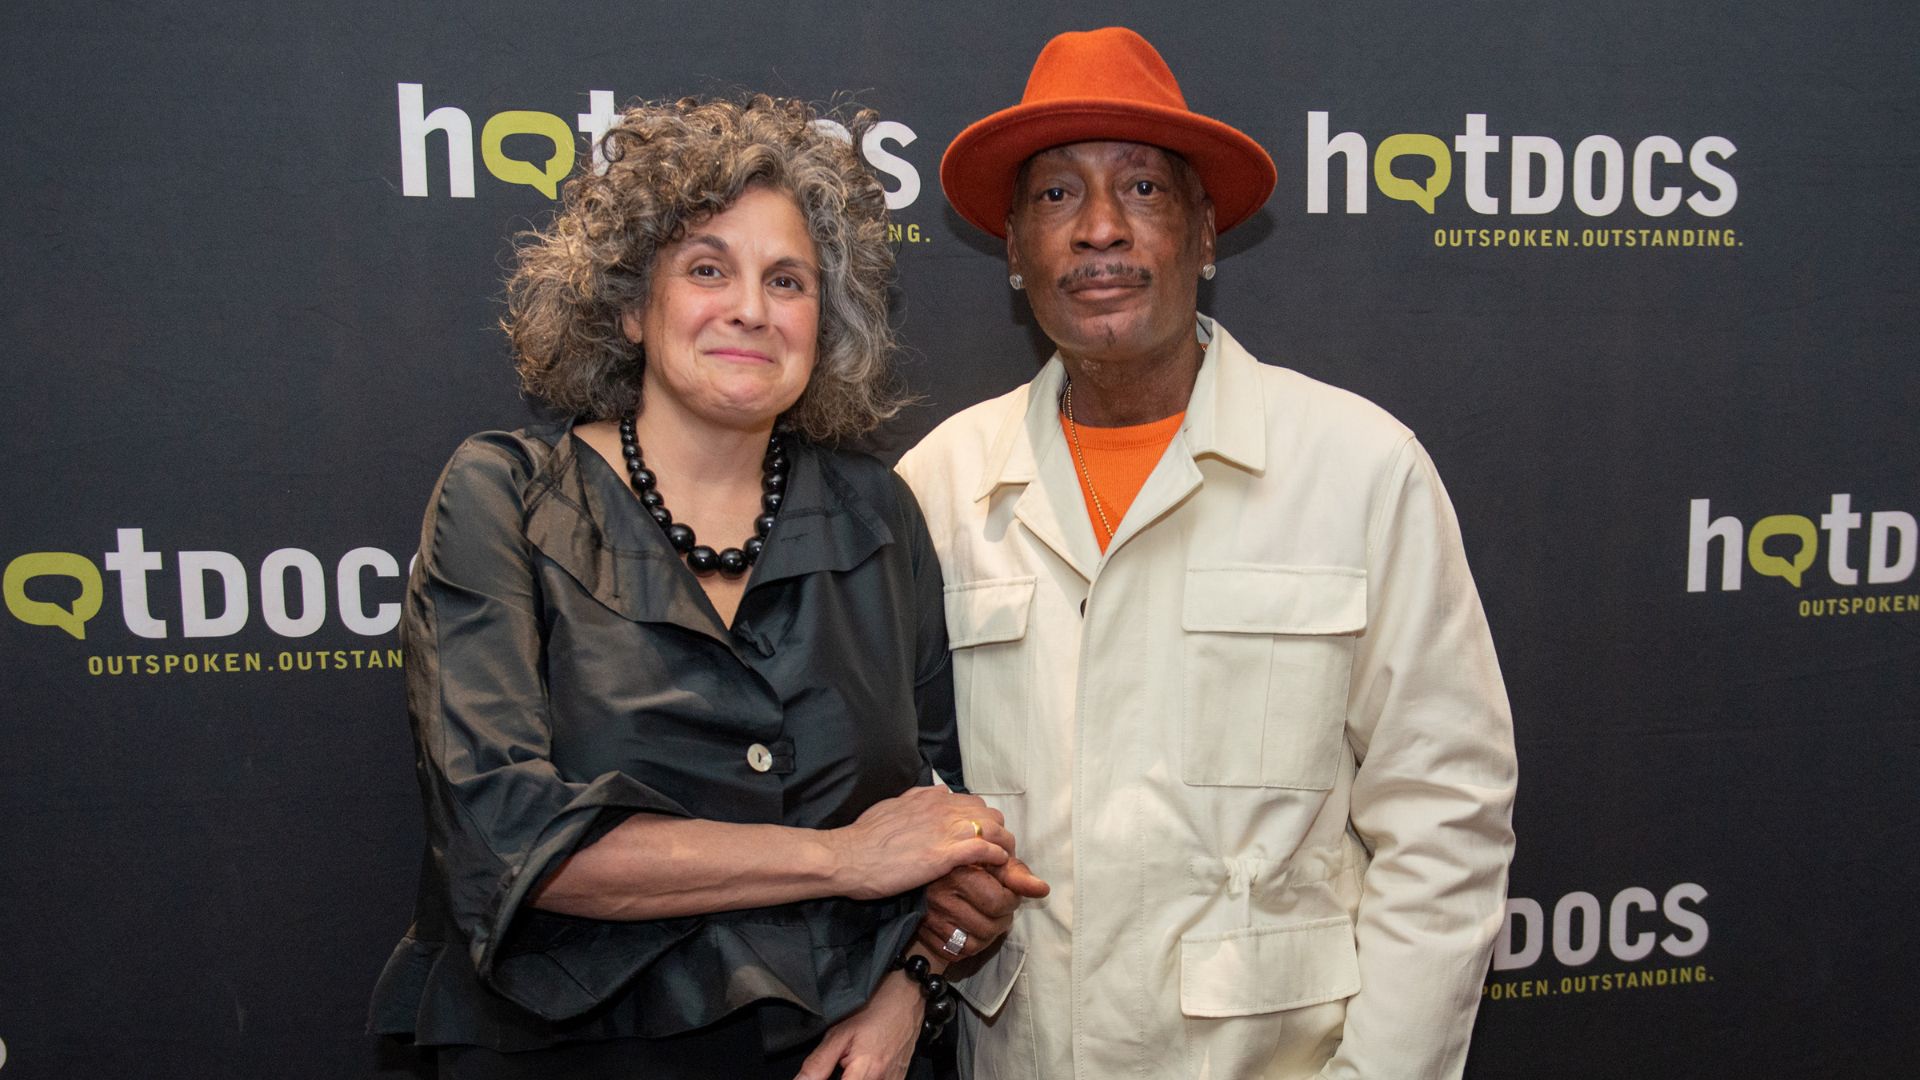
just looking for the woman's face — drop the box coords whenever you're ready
[622,186,821,434]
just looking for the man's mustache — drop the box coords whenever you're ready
[1058,263,1153,289]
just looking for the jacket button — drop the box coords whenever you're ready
[747,743,774,773]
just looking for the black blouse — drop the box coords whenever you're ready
[369,423,958,1055]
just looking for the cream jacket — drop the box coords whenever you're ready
[896,318,1517,1080]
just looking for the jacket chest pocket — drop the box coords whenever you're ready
[943,577,1034,795]
[1181,566,1365,789]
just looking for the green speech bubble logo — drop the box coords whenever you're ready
[1747,514,1818,587]
[1373,134,1453,214]
[481,111,575,198]
[4,551,104,639]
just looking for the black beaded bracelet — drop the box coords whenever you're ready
[891,951,959,1039]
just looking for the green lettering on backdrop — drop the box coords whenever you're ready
[4,551,102,640]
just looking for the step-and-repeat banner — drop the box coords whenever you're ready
[2,2,1914,1077]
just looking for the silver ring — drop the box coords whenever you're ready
[942,927,968,956]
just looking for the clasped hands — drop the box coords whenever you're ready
[826,784,1049,961]
[917,817,1049,965]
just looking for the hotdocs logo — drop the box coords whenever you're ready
[395,84,933,243]
[3,528,411,677]
[1687,495,1919,618]
[1306,111,1741,250]
[1483,883,1711,1002]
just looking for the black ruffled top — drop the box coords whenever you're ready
[369,423,958,1054]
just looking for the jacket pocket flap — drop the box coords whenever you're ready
[951,937,1028,1018]
[944,578,1036,648]
[1183,565,1367,635]
[1179,917,1361,1017]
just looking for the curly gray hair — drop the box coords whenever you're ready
[505,94,902,441]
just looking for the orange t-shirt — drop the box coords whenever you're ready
[1059,411,1186,551]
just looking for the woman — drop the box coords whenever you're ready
[370,95,1008,1080]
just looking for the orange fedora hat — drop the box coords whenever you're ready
[941,26,1277,239]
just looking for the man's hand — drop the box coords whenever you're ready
[917,857,1050,960]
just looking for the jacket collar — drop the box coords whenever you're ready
[1181,316,1269,473]
[524,423,890,641]
[749,443,894,585]
[972,313,1269,503]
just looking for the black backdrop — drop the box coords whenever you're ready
[2,2,1916,1076]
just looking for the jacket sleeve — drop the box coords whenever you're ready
[894,471,962,791]
[404,432,697,1020]
[1319,436,1518,1080]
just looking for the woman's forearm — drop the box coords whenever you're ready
[529,785,1013,921]
[530,814,845,920]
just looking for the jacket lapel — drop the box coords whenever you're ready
[748,444,893,588]
[1100,318,1269,555]
[526,432,895,647]
[994,361,1102,582]
[1181,316,1268,475]
[992,319,1270,573]
[523,428,729,641]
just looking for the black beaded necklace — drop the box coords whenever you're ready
[617,415,787,578]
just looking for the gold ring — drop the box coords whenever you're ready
[969,819,982,838]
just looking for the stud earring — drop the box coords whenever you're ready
[1200,263,1216,281]
[1009,273,1025,290]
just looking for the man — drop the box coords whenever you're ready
[897,27,1518,1080]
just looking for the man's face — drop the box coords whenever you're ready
[1006,141,1216,369]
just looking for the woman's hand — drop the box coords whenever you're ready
[828,786,1013,900]
[793,968,927,1080]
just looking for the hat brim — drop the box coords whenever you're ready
[941,98,1277,239]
